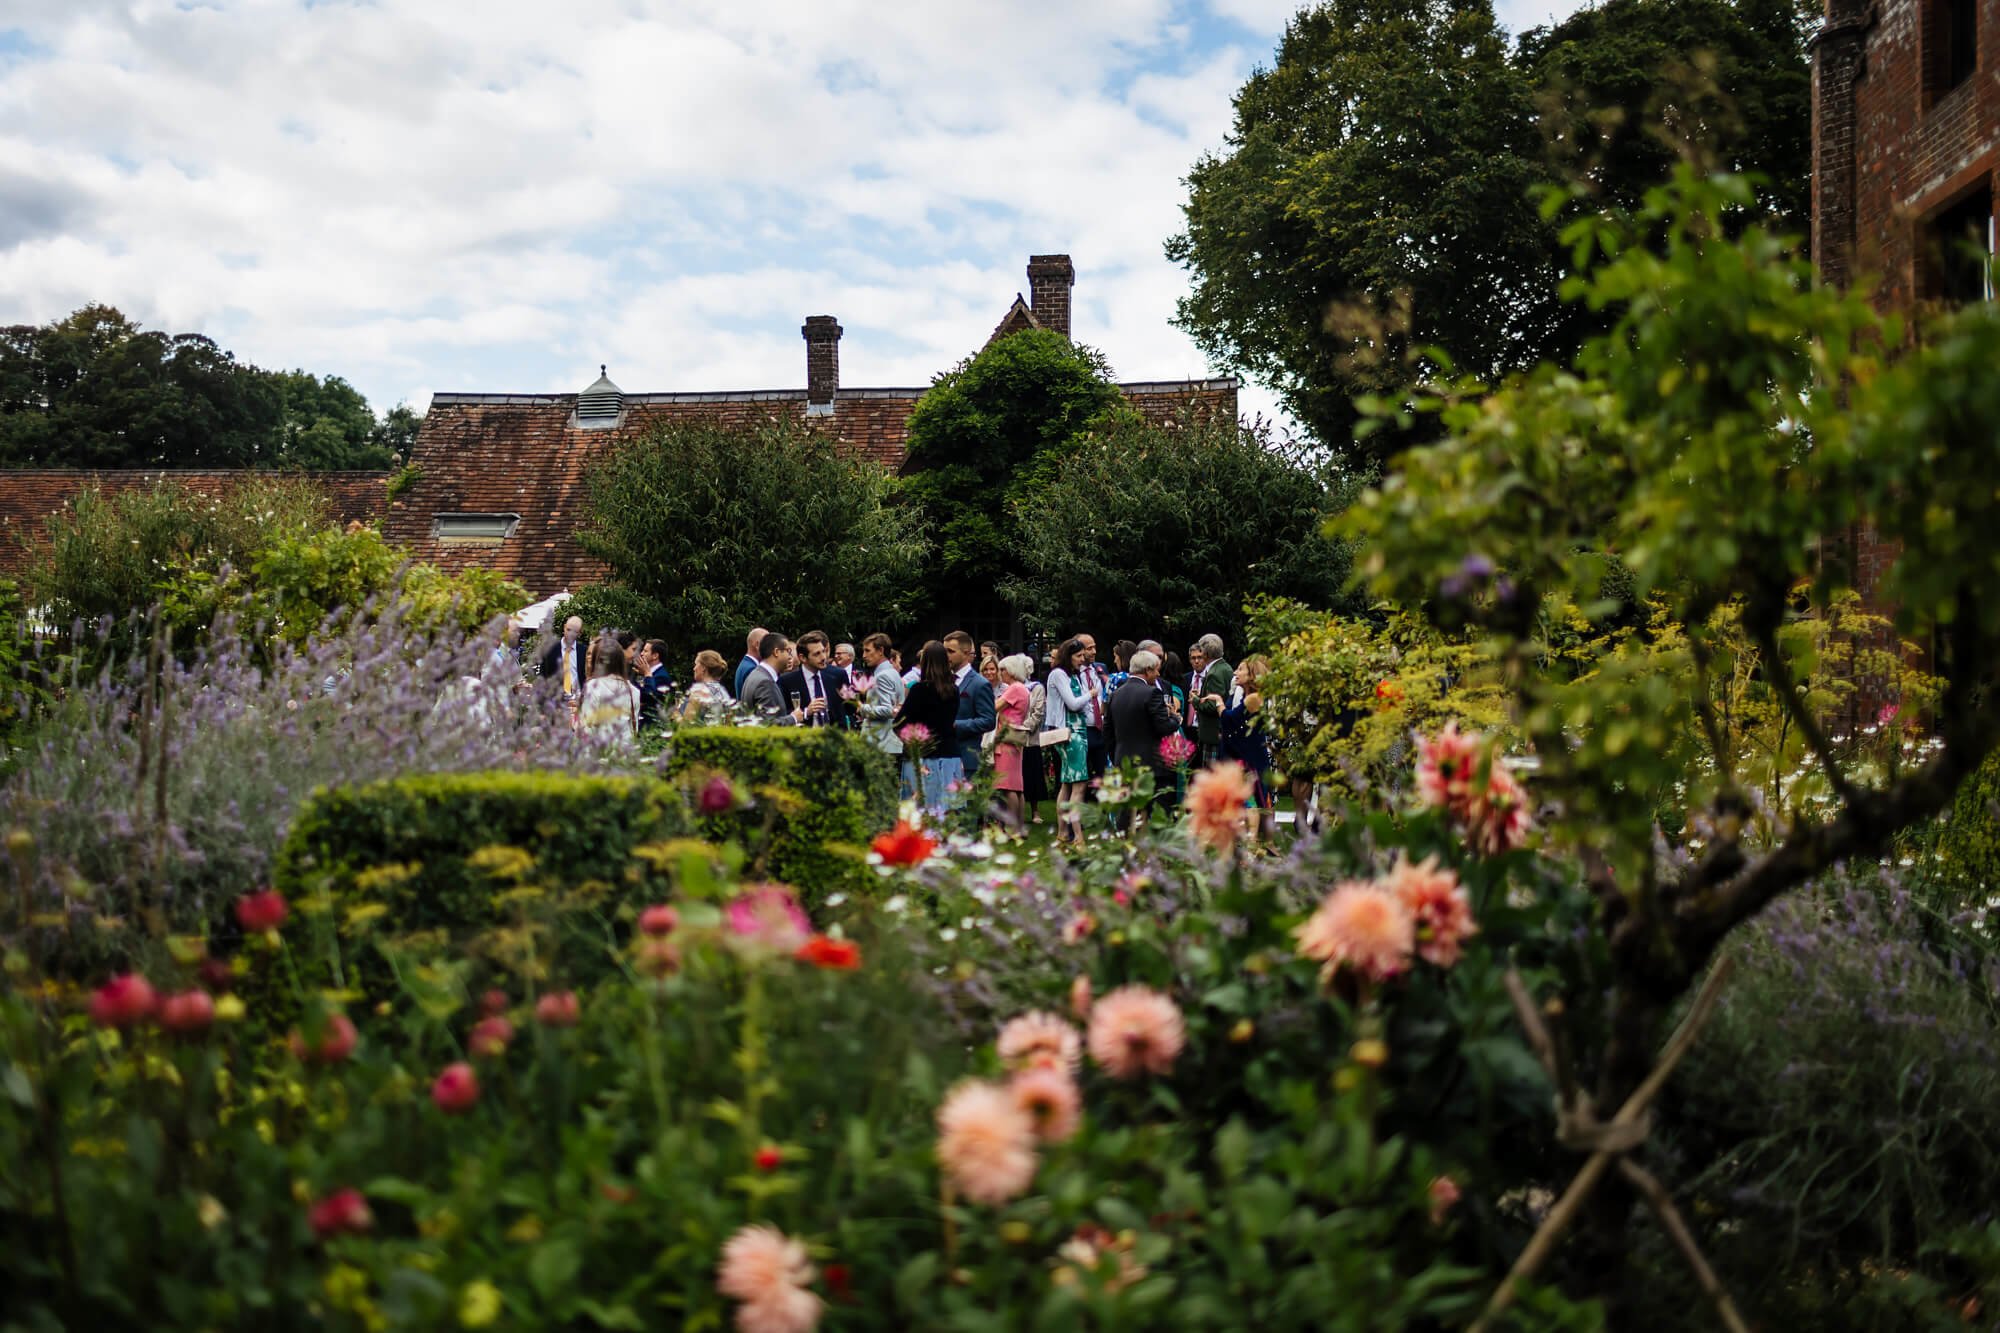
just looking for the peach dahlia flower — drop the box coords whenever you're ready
[1085,985,1186,1079]
[936,1080,1038,1204]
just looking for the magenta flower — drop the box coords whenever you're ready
[1158,734,1197,767]
[898,722,932,748]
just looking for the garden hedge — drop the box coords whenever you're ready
[263,770,693,1018]
[661,726,898,909]
[1939,748,2000,905]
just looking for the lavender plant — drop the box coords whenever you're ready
[2,587,634,964]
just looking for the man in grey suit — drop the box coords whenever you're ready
[737,632,808,725]
[854,632,907,755]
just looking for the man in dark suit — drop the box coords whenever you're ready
[738,632,808,725]
[943,629,996,774]
[776,630,850,730]
[539,615,587,703]
[1190,633,1233,768]
[1110,649,1182,828]
[635,639,674,731]
[733,626,768,700]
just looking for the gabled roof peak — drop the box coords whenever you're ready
[984,294,1044,349]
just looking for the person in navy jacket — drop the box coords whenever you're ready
[943,630,996,775]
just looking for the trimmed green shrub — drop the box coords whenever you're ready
[662,726,897,909]
[265,770,694,1016]
[548,582,667,640]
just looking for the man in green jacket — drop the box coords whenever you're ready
[1189,633,1232,768]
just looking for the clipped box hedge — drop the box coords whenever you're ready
[264,770,692,1018]
[661,726,898,909]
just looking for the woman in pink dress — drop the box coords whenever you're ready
[992,654,1033,825]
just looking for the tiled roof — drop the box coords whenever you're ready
[0,469,389,578]
[389,377,1239,598]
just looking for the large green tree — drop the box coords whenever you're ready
[575,416,928,660]
[0,305,411,470]
[1170,0,1812,463]
[1002,416,1362,648]
[898,329,1135,613]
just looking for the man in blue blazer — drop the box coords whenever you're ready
[943,630,996,774]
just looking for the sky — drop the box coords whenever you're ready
[0,0,1586,433]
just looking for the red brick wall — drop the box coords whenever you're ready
[1830,0,1999,304]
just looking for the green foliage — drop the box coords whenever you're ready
[29,476,331,648]
[162,521,524,655]
[1520,0,1811,241]
[0,579,46,763]
[269,370,399,471]
[1170,0,1552,460]
[1,774,1611,1331]
[270,771,693,1012]
[899,328,1135,603]
[1938,749,2000,908]
[1169,0,1811,459]
[547,583,667,641]
[1252,602,1512,792]
[1002,415,1363,646]
[660,727,897,911]
[0,305,409,469]
[1649,873,2000,1331]
[575,415,926,663]
[1337,167,1997,881]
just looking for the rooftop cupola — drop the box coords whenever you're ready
[574,365,624,429]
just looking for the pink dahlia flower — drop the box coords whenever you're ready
[725,885,811,954]
[1382,854,1479,967]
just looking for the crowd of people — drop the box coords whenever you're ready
[532,615,1278,840]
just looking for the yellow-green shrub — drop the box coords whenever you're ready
[661,727,897,909]
[263,771,693,1019]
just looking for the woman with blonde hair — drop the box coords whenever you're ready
[678,649,733,725]
[1212,654,1276,843]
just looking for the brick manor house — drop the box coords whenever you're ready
[1813,0,1995,725]
[382,254,1238,605]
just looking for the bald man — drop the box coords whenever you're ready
[733,625,768,700]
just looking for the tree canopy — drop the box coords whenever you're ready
[1170,0,1812,463]
[1337,166,2000,1214]
[575,415,928,660]
[0,305,411,470]
[1002,415,1362,648]
[898,329,1135,611]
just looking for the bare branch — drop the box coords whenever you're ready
[1618,1159,1751,1333]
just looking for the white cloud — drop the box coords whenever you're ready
[0,0,1574,438]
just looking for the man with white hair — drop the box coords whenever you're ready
[539,615,587,705]
[1110,649,1182,830]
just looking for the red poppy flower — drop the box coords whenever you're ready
[794,935,861,970]
[870,820,937,867]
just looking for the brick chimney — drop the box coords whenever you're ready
[1026,254,1074,338]
[802,315,841,416]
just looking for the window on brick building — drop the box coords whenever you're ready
[434,513,521,545]
[1929,184,1995,304]
[1939,0,1979,93]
